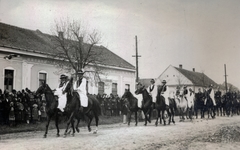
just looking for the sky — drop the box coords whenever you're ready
[1,0,240,88]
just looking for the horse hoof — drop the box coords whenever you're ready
[71,133,75,137]
[56,134,60,137]
[43,135,47,138]
[144,124,147,126]
[63,134,67,138]
[88,128,92,132]
[76,128,80,133]
[93,130,98,134]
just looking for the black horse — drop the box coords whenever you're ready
[121,89,140,126]
[62,77,101,136]
[156,85,176,126]
[35,82,60,138]
[203,90,216,119]
[194,92,204,119]
[134,85,153,126]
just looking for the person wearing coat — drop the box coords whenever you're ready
[73,69,88,111]
[147,79,158,109]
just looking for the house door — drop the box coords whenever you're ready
[4,69,14,92]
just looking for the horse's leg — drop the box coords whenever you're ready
[195,107,198,119]
[147,108,152,123]
[64,112,74,137]
[127,111,131,126]
[142,109,149,126]
[44,115,51,138]
[162,110,166,125]
[167,109,171,125]
[75,117,80,133]
[171,108,175,124]
[134,111,138,126]
[86,112,93,132]
[155,109,160,126]
[71,119,75,136]
[55,112,60,137]
[93,112,99,134]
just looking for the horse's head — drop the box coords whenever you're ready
[62,77,73,95]
[135,83,145,95]
[36,81,49,96]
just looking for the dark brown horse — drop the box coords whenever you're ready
[62,77,101,136]
[156,85,176,126]
[134,85,152,126]
[203,90,215,119]
[35,82,60,138]
[121,89,140,126]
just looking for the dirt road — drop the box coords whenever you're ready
[1,116,240,150]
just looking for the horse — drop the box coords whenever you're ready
[215,94,224,116]
[194,91,204,119]
[174,91,188,122]
[62,77,101,136]
[186,89,195,120]
[35,82,60,138]
[134,84,153,126]
[155,85,176,125]
[121,89,140,126]
[203,90,215,119]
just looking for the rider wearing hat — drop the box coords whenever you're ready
[207,84,216,106]
[74,69,88,108]
[147,79,158,109]
[54,74,69,112]
[183,85,188,101]
[59,74,68,88]
[161,80,170,106]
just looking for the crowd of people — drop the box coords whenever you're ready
[0,87,127,127]
[0,88,45,126]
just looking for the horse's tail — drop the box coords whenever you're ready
[92,96,102,116]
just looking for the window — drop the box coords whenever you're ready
[39,72,47,87]
[112,83,118,95]
[4,69,14,91]
[125,84,130,90]
[98,82,105,95]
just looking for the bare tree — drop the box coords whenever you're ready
[50,18,106,83]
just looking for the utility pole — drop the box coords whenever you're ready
[224,64,228,93]
[132,36,141,83]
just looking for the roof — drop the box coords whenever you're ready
[0,22,135,70]
[174,66,218,87]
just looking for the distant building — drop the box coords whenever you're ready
[155,65,219,93]
[0,22,135,96]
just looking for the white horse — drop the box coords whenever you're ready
[186,88,195,120]
[174,89,188,122]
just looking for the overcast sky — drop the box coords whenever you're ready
[1,0,240,88]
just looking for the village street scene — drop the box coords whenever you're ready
[1,0,240,150]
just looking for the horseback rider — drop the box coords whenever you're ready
[207,84,216,106]
[161,80,169,106]
[214,86,222,104]
[73,69,88,110]
[183,85,188,101]
[54,74,69,112]
[59,74,69,88]
[147,79,158,109]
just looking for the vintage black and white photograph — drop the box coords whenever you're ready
[1,0,240,149]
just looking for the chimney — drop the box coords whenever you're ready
[193,68,195,72]
[58,31,64,40]
[179,64,182,69]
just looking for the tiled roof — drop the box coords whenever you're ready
[174,66,218,87]
[0,22,135,70]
